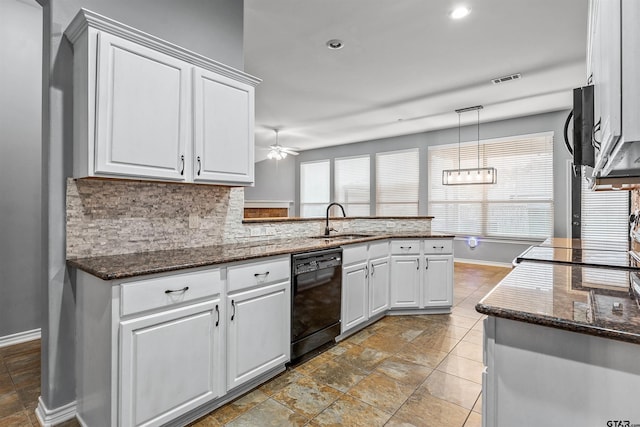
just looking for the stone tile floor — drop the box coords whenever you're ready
[0,263,510,427]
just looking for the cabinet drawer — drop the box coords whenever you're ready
[368,241,389,259]
[390,240,420,254]
[120,269,222,316]
[424,239,453,254]
[227,256,290,292]
[342,244,368,265]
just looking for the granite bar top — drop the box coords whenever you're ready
[539,237,630,252]
[516,245,638,270]
[68,232,454,281]
[476,262,640,345]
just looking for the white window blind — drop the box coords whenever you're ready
[580,170,629,245]
[335,155,370,216]
[428,133,554,239]
[376,149,419,216]
[580,170,629,286]
[300,160,330,217]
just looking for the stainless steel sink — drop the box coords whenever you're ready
[311,233,374,240]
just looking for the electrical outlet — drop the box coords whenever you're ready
[250,227,262,237]
[265,227,276,236]
[386,222,396,228]
[188,214,200,229]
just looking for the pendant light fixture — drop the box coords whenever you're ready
[442,105,497,185]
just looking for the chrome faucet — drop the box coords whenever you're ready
[325,203,346,236]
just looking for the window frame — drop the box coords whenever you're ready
[428,132,554,240]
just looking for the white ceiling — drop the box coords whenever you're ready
[244,0,588,159]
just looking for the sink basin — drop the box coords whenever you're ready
[311,233,374,240]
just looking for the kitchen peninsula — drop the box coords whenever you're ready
[476,239,640,427]
[69,204,454,426]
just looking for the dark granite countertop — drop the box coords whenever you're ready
[516,245,638,270]
[242,216,435,224]
[476,262,640,345]
[68,232,454,280]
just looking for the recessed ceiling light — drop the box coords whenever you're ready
[450,6,471,19]
[326,39,344,50]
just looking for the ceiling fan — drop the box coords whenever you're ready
[266,129,299,160]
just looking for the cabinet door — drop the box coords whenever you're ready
[423,255,453,308]
[342,262,369,332]
[368,257,390,317]
[390,255,421,308]
[119,299,222,427]
[592,0,622,160]
[95,33,189,181]
[193,68,254,185]
[227,281,290,390]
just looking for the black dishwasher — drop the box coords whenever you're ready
[291,248,342,362]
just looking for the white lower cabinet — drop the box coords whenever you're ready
[226,280,290,390]
[423,255,454,307]
[368,257,390,317]
[341,242,391,334]
[342,261,369,331]
[390,240,454,310]
[76,256,291,427]
[390,255,421,308]
[119,299,222,427]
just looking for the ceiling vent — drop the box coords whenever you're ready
[491,73,522,84]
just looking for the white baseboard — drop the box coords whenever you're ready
[35,397,77,427]
[455,258,513,268]
[0,328,41,348]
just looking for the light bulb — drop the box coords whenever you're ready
[450,6,471,19]
[466,171,472,181]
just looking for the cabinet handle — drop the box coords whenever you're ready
[425,258,429,270]
[365,265,369,279]
[400,246,412,249]
[416,258,420,270]
[592,118,602,149]
[231,300,236,321]
[371,263,375,276]
[215,304,219,327]
[254,271,270,278]
[433,245,444,250]
[179,155,185,175]
[164,286,189,294]
[197,156,202,176]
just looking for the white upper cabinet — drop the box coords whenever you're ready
[193,68,254,184]
[95,33,190,181]
[589,0,640,176]
[65,9,260,185]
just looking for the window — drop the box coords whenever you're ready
[300,160,330,217]
[580,171,629,286]
[335,155,370,216]
[580,171,629,247]
[428,133,554,239]
[376,149,420,216]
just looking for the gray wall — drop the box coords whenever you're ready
[39,0,244,412]
[244,156,296,201]
[249,110,572,264]
[0,0,43,337]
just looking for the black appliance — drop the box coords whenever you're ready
[564,85,595,167]
[291,248,342,362]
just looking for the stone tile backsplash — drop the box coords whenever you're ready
[66,178,431,258]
